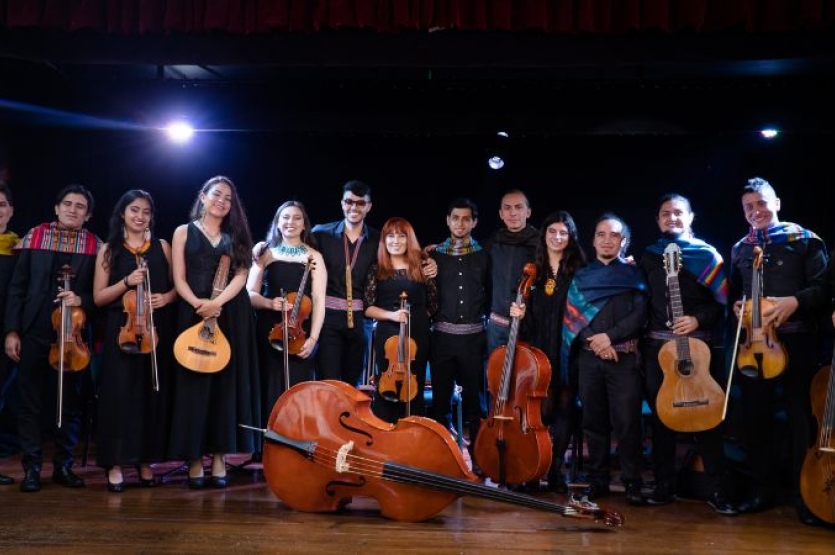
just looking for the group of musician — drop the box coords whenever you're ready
[0,176,833,529]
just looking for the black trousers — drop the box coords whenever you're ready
[577,349,644,485]
[16,333,83,470]
[642,339,727,492]
[739,332,818,495]
[430,330,485,437]
[315,311,367,386]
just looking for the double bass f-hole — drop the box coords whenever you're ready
[737,245,788,380]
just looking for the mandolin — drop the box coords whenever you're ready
[655,243,725,432]
[173,255,232,373]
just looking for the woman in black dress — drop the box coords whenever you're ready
[364,217,437,423]
[247,200,326,426]
[167,176,260,489]
[93,190,178,491]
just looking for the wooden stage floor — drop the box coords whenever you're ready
[0,452,832,555]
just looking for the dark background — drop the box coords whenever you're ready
[2,14,835,259]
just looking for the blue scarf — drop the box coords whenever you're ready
[645,236,727,306]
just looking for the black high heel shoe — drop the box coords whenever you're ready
[135,465,156,488]
[106,468,125,493]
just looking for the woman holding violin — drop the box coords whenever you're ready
[4,185,101,493]
[730,178,829,523]
[364,217,437,423]
[167,176,260,489]
[247,200,326,425]
[93,190,178,492]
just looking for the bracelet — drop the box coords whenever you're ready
[123,276,130,288]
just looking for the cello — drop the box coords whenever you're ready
[473,263,552,486]
[255,380,622,526]
[799,356,835,525]
[268,256,315,355]
[376,291,418,404]
[737,245,788,379]
[655,243,725,432]
[173,254,232,373]
[49,264,91,427]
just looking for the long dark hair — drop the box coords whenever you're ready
[534,210,586,280]
[103,189,155,270]
[260,200,314,256]
[189,175,253,271]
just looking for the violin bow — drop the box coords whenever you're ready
[56,286,67,428]
[722,294,746,421]
[404,300,412,417]
[281,287,291,392]
[143,257,160,392]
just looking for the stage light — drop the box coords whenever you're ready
[760,128,779,139]
[165,121,194,143]
[488,156,505,170]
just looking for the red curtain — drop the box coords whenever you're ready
[0,0,833,34]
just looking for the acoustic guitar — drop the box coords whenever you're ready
[174,254,232,373]
[655,243,725,432]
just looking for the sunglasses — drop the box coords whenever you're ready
[342,198,369,208]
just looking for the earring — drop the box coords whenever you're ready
[144,228,151,241]
[122,225,128,241]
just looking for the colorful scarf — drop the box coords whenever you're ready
[737,221,820,247]
[560,260,647,372]
[646,236,728,305]
[17,222,100,255]
[0,231,19,255]
[435,237,482,256]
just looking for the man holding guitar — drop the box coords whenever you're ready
[639,193,736,515]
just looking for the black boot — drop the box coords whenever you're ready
[52,465,85,488]
[20,465,42,493]
[0,473,14,485]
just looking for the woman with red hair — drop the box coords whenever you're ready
[364,217,437,423]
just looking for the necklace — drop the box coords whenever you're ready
[195,220,222,246]
[275,243,308,256]
[544,263,560,296]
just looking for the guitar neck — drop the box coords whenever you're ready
[667,274,691,359]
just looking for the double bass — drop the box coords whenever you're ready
[376,291,418,404]
[268,256,315,355]
[799,357,835,525]
[173,254,232,373]
[48,264,91,427]
[256,380,622,527]
[473,263,552,486]
[655,243,725,432]
[737,246,787,379]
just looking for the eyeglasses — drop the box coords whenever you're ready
[342,198,369,208]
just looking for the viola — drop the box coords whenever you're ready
[174,254,232,373]
[737,246,787,379]
[473,263,553,486]
[655,243,725,433]
[258,380,622,526]
[49,264,91,374]
[118,258,158,355]
[268,256,315,355]
[376,291,418,403]
[800,360,835,524]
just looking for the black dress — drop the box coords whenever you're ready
[364,266,437,423]
[96,240,175,468]
[255,257,314,426]
[167,223,260,460]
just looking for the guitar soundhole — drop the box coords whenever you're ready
[676,360,693,377]
[188,346,216,357]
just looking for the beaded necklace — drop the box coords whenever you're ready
[275,242,308,256]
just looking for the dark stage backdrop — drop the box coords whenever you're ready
[1,126,833,263]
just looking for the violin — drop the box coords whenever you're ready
[376,291,418,403]
[49,264,91,374]
[118,258,158,355]
[655,243,725,432]
[473,263,553,486]
[268,256,315,355]
[737,245,788,379]
[800,360,835,524]
[257,380,622,527]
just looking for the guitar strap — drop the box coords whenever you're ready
[343,232,363,328]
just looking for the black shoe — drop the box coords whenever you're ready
[107,479,125,493]
[737,492,774,514]
[707,492,738,516]
[187,476,206,489]
[583,482,611,500]
[624,482,648,506]
[647,483,677,506]
[0,473,14,485]
[796,500,822,526]
[136,465,156,488]
[52,466,85,488]
[20,468,41,493]
[210,475,228,489]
